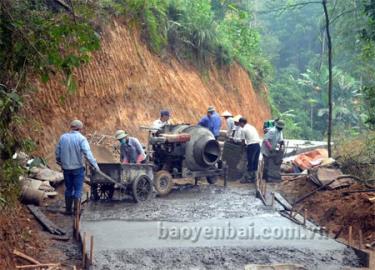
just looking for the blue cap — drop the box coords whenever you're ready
[160,110,170,117]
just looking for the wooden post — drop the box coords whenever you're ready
[358,229,363,249]
[82,232,87,268]
[289,207,293,217]
[73,216,76,236]
[348,226,353,246]
[90,235,94,265]
[223,162,228,188]
[263,182,267,197]
[75,215,80,240]
[303,208,307,225]
[75,201,81,240]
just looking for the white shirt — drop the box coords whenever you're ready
[231,125,243,143]
[226,117,235,136]
[261,127,283,156]
[151,119,168,130]
[242,124,260,145]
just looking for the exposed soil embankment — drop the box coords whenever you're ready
[20,21,270,157]
[278,178,375,246]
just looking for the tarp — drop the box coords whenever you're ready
[292,149,328,170]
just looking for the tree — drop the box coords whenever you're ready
[322,0,333,156]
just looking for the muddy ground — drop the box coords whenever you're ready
[0,200,82,269]
[81,182,365,270]
[2,178,372,269]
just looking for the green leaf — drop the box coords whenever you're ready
[41,72,49,83]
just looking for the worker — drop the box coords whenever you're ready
[263,118,280,134]
[230,115,243,143]
[198,106,221,139]
[115,130,146,164]
[238,117,261,183]
[152,110,170,130]
[56,120,99,215]
[261,120,285,181]
[221,111,234,137]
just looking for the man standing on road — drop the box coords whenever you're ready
[151,110,170,130]
[221,111,234,137]
[229,115,243,143]
[261,120,285,181]
[198,106,222,139]
[238,117,261,183]
[115,130,146,164]
[56,120,99,215]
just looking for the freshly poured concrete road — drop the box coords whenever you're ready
[81,184,363,270]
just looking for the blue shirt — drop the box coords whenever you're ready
[198,112,222,137]
[198,115,210,129]
[211,112,222,137]
[120,137,145,163]
[55,131,99,170]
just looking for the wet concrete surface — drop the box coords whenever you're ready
[81,184,364,270]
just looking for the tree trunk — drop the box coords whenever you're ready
[322,0,333,157]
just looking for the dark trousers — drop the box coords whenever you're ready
[246,143,260,172]
[63,167,84,199]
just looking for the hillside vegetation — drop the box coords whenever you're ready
[0,0,270,207]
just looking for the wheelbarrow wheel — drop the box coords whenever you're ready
[154,170,174,196]
[91,183,114,201]
[132,175,152,203]
[206,176,218,184]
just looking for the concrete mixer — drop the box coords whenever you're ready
[149,124,227,195]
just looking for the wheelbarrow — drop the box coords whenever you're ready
[88,163,154,203]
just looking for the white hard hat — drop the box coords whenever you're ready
[221,111,232,117]
[115,130,128,140]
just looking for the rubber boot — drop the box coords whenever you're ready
[73,198,81,216]
[64,196,73,215]
[240,172,250,183]
[248,171,256,182]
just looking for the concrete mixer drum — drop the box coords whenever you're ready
[150,124,227,196]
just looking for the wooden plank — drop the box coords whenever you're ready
[90,235,94,265]
[16,263,59,269]
[274,192,293,211]
[13,249,40,265]
[342,189,375,195]
[50,235,70,241]
[27,205,66,235]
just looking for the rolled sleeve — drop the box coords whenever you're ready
[80,138,99,169]
[133,138,146,158]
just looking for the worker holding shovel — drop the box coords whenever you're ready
[261,120,285,182]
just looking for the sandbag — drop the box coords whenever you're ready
[29,166,64,185]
